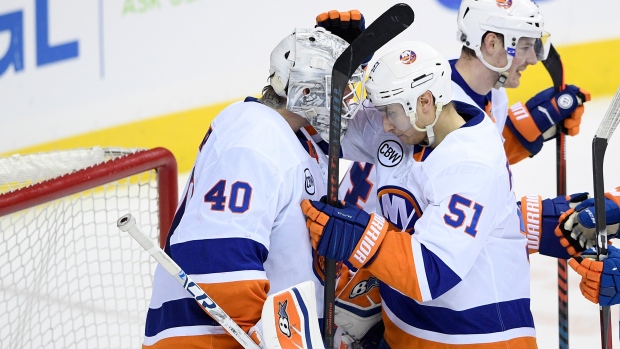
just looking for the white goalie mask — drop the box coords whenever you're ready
[457,0,549,73]
[365,41,452,146]
[269,27,365,142]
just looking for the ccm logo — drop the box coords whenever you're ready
[352,215,386,266]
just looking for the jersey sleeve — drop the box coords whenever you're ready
[365,162,503,302]
[154,145,285,343]
[502,125,533,164]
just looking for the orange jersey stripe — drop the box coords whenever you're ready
[366,230,423,302]
[143,333,239,349]
[198,279,269,332]
[502,126,531,165]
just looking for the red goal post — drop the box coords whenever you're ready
[0,147,178,247]
[0,147,178,349]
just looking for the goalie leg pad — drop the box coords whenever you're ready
[261,281,324,349]
[335,269,383,342]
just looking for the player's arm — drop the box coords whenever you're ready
[301,165,497,302]
[503,85,590,164]
[519,187,619,258]
[163,147,281,347]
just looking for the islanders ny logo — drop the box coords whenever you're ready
[377,185,422,233]
[400,49,417,65]
[497,0,513,8]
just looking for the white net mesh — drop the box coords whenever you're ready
[0,147,171,349]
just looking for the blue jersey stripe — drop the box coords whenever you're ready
[145,297,220,337]
[170,237,268,275]
[381,285,534,334]
[420,244,461,299]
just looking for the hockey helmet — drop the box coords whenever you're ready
[269,27,365,142]
[456,0,549,72]
[365,41,452,146]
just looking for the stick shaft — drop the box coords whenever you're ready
[117,214,260,349]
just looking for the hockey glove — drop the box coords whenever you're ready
[301,197,388,269]
[315,10,371,68]
[556,190,620,256]
[520,192,589,258]
[569,245,620,306]
[506,85,591,156]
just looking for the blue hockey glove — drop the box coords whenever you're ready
[301,197,387,269]
[556,193,620,256]
[569,245,620,306]
[315,10,371,68]
[506,85,591,156]
[520,192,589,258]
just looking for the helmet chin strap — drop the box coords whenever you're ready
[408,103,443,147]
[473,47,513,89]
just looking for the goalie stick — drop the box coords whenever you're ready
[592,86,620,349]
[116,214,261,349]
[541,44,570,349]
[324,4,414,348]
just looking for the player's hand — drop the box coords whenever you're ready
[316,10,364,44]
[556,192,620,256]
[315,10,371,68]
[529,84,590,139]
[569,245,620,306]
[301,197,387,269]
[506,85,591,156]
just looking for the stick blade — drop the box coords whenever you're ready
[332,3,414,78]
[542,44,564,91]
[595,85,620,140]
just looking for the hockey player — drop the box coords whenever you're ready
[303,41,538,348]
[142,27,364,348]
[330,0,590,215]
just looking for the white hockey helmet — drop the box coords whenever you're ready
[365,41,452,146]
[269,27,365,142]
[456,0,549,73]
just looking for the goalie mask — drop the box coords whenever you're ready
[365,41,452,147]
[269,27,365,142]
[457,0,549,74]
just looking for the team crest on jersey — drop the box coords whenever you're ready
[377,140,403,167]
[348,276,380,299]
[496,0,512,9]
[400,50,417,64]
[378,185,422,232]
[304,168,315,195]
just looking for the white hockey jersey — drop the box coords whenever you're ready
[143,99,329,348]
[339,59,513,213]
[340,101,536,348]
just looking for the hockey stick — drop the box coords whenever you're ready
[324,4,414,348]
[592,86,620,349]
[542,44,570,349]
[116,213,261,349]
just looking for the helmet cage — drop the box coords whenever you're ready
[269,27,365,142]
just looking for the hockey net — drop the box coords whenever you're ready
[0,147,178,349]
